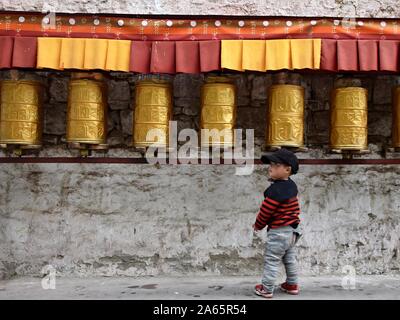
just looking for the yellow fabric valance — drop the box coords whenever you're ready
[37,37,131,71]
[105,40,131,71]
[265,39,291,71]
[242,40,266,71]
[60,38,85,69]
[221,39,321,71]
[37,38,62,70]
[290,39,321,69]
[221,40,243,71]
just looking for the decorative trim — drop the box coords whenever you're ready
[0,12,400,40]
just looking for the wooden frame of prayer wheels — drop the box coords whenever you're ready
[330,87,368,151]
[66,79,108,148]
[0,80,44,149]
[132,79,173,148]
[265,84,305,148]
[392,86,400,149]
[200,77,236,148]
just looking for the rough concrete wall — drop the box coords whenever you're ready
[1,0,400,18]
[0,164,399,278]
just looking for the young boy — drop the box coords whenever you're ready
[253,148,302,298]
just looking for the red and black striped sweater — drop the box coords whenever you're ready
[254,177,301,231]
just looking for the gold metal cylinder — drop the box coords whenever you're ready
[67,79,107,144]
[392,86,400,148]
[133,80,173,148]
[330,87,368,150]
[0,80,43,146]
[266,84,305,148]
[200,78,236,147]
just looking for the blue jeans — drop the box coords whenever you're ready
[261,225,301,293]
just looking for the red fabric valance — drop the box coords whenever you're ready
[321,39,400,72]
[130,40,220,74]
[0,36,37,68]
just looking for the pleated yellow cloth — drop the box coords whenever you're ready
[84,39,108,70]
[221,39,321,71]
[221,40,243,71]
[265,39,292,70]
[106,40,131,72]
[60,38,85,69]
[37,38,62,70]
[290,39,321,69]
[37,37,132,71]
[242,40,266,71]
[313,39,322,69]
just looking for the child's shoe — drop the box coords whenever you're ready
[254,284,273,298]
[280,282,299,295]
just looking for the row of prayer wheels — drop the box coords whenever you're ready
[133,76,237,148]
[0,78,109,155]
[1,75,400,153]
[0,75,238,153]
[265,81,369,151]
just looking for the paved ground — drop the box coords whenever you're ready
[1,275,400,300]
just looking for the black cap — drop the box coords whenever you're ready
[261,148,299,175]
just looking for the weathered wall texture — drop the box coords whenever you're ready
[1,0,399,18]
[0,164,399,278]
[0,70,400,279]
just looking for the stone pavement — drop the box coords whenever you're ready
[1,275,400,300]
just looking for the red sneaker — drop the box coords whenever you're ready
[280,282,299,295]
[254,284,273,298]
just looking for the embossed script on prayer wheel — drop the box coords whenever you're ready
[67,79,107,144]
[266,84,304,148]
[0,80,43,146]
[330,87,368,150]
[392,86,400,149]
[200,78,236,147]
[133,80,172,148]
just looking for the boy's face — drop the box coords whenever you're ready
[268,161,291,180]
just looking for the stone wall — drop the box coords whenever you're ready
[1,0,400,18]
[0,70,400,279]
[0,163,399,278]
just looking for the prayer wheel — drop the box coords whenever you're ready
[330,87,368,151]
[392,86,400,149]
[0,80,43,147]
[265,84,305,148]
[66,79,107,145]
[200,77,236,147]
[133,79,173,148]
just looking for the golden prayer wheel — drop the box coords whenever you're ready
[0,80,43,147]
[66,79,107,145]
[392,86,400,149]
[133,79,173,148]
[265,84,305,148]
[330,87,368,150]
[200,77,236,147]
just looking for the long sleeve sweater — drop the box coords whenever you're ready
[254,177,301,231]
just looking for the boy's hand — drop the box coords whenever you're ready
[252,224,260,231]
